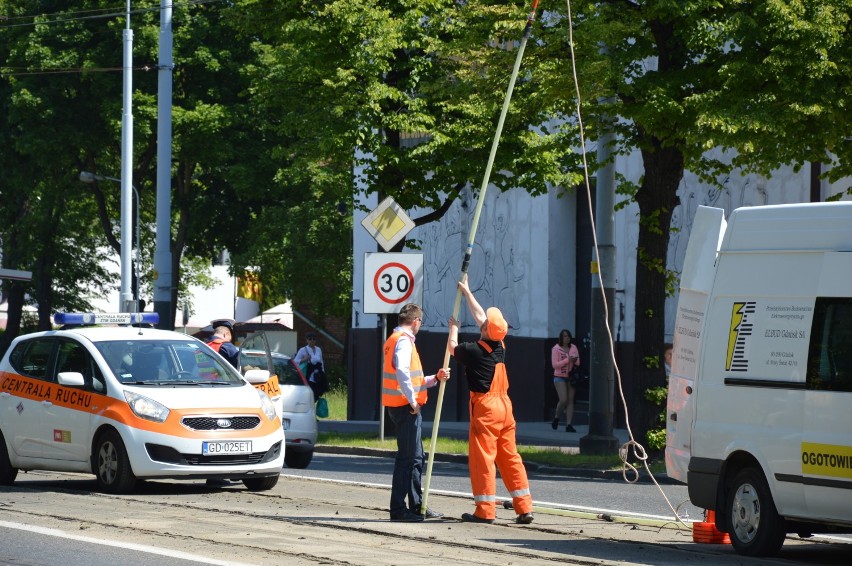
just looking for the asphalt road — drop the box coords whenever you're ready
[2,459,850,566]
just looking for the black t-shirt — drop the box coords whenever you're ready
[453,340,503,393]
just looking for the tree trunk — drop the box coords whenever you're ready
[631,138,683,442]
[0,284,26,358]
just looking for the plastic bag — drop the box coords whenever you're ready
[315,397,329,418]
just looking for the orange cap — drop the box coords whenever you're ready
[484,307,508,341]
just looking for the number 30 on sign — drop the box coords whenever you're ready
[363,253,424,314]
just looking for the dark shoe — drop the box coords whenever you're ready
[420,508,444,520]
[390,510,425,522]
[566,424,576,433]
[516,513,535,524]
[461,512,494,524]
[551,417,559,430]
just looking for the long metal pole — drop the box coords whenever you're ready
[119,0,134,312]
[153,0,174,328]
[421,0,540,515]
[379,314,387,442]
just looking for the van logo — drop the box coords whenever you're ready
[216,418,232,428]
[726,301,756,372]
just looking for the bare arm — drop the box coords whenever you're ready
[457,275,486,327]
[448,316,460,356]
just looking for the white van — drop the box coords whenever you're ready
[667,203,852,556]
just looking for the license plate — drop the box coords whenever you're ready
[203,441,252,455]
[282,419,290,430]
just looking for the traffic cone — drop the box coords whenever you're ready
[693,509,731,544]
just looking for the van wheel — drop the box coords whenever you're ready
[0,432,18,485]
[285,449,314,469]
[243,475,279,491]
[726,466,786,556]
[94,430,137,494]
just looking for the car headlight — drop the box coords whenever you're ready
[256,388,277,421]
[124,390,170,423]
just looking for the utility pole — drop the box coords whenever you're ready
[580,118,619,455]
[119,0,134,313]
[153,0,174,329]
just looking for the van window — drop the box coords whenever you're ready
[808,298,852,392]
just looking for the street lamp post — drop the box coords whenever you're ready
[80,171,141,313]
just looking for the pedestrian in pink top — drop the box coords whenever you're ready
[551,329,580,432]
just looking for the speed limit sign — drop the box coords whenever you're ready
[363,253,424,314]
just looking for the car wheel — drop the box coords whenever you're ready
[726,466,786,556]
[93,430,137,494]
[0,432,18,485]
[243,475,279,491]
[285,449,314,469]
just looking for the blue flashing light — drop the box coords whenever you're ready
[53,312,160,325]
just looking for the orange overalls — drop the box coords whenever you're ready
[468,341,533,520]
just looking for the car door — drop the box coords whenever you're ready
[40,338,98,462]
[2,337,57,458]
[239,332,282,416]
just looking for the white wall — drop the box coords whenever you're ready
[352,152,850,346]
[353,183,579,340]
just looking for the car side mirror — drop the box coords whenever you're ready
[243,369,271,384]
[57,372,86,387]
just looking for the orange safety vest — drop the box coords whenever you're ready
[207,337,225,352]
[382,331,427,407]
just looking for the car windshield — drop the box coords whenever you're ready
[95,339,243,385]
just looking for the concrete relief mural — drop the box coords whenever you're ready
[417,189,526,334]
[663,168,801,340]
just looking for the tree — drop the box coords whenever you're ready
[0,0,122,353]
[229,0,582,318]
[236,0,850,439]
[0,0,297,336]
[541,0,852,436]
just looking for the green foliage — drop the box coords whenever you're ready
[232,0,584,219]
[1,0,848,349]
[643,355,660,370]
[317,431,665,472]
[644,385,668,407]
[644,385,668,451]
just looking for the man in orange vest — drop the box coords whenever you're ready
[207,319,240,370]
[448,276,534,524]
[383,303,450,522]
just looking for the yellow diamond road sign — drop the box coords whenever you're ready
[361,197,415,252]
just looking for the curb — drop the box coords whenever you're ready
[315,445,679,485]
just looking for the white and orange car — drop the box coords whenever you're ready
[0,313,284,493]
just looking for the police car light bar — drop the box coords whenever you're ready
[53,312,160,325]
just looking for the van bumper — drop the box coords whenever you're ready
[688,457,723,510]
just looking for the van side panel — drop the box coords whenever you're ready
[692,249,821,519]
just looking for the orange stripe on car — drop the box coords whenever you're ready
[0,371,280,438]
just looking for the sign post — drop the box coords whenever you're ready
[363,252,423,440]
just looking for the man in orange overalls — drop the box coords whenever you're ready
[448,276,534,524]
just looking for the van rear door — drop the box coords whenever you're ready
[666,206,726,483]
